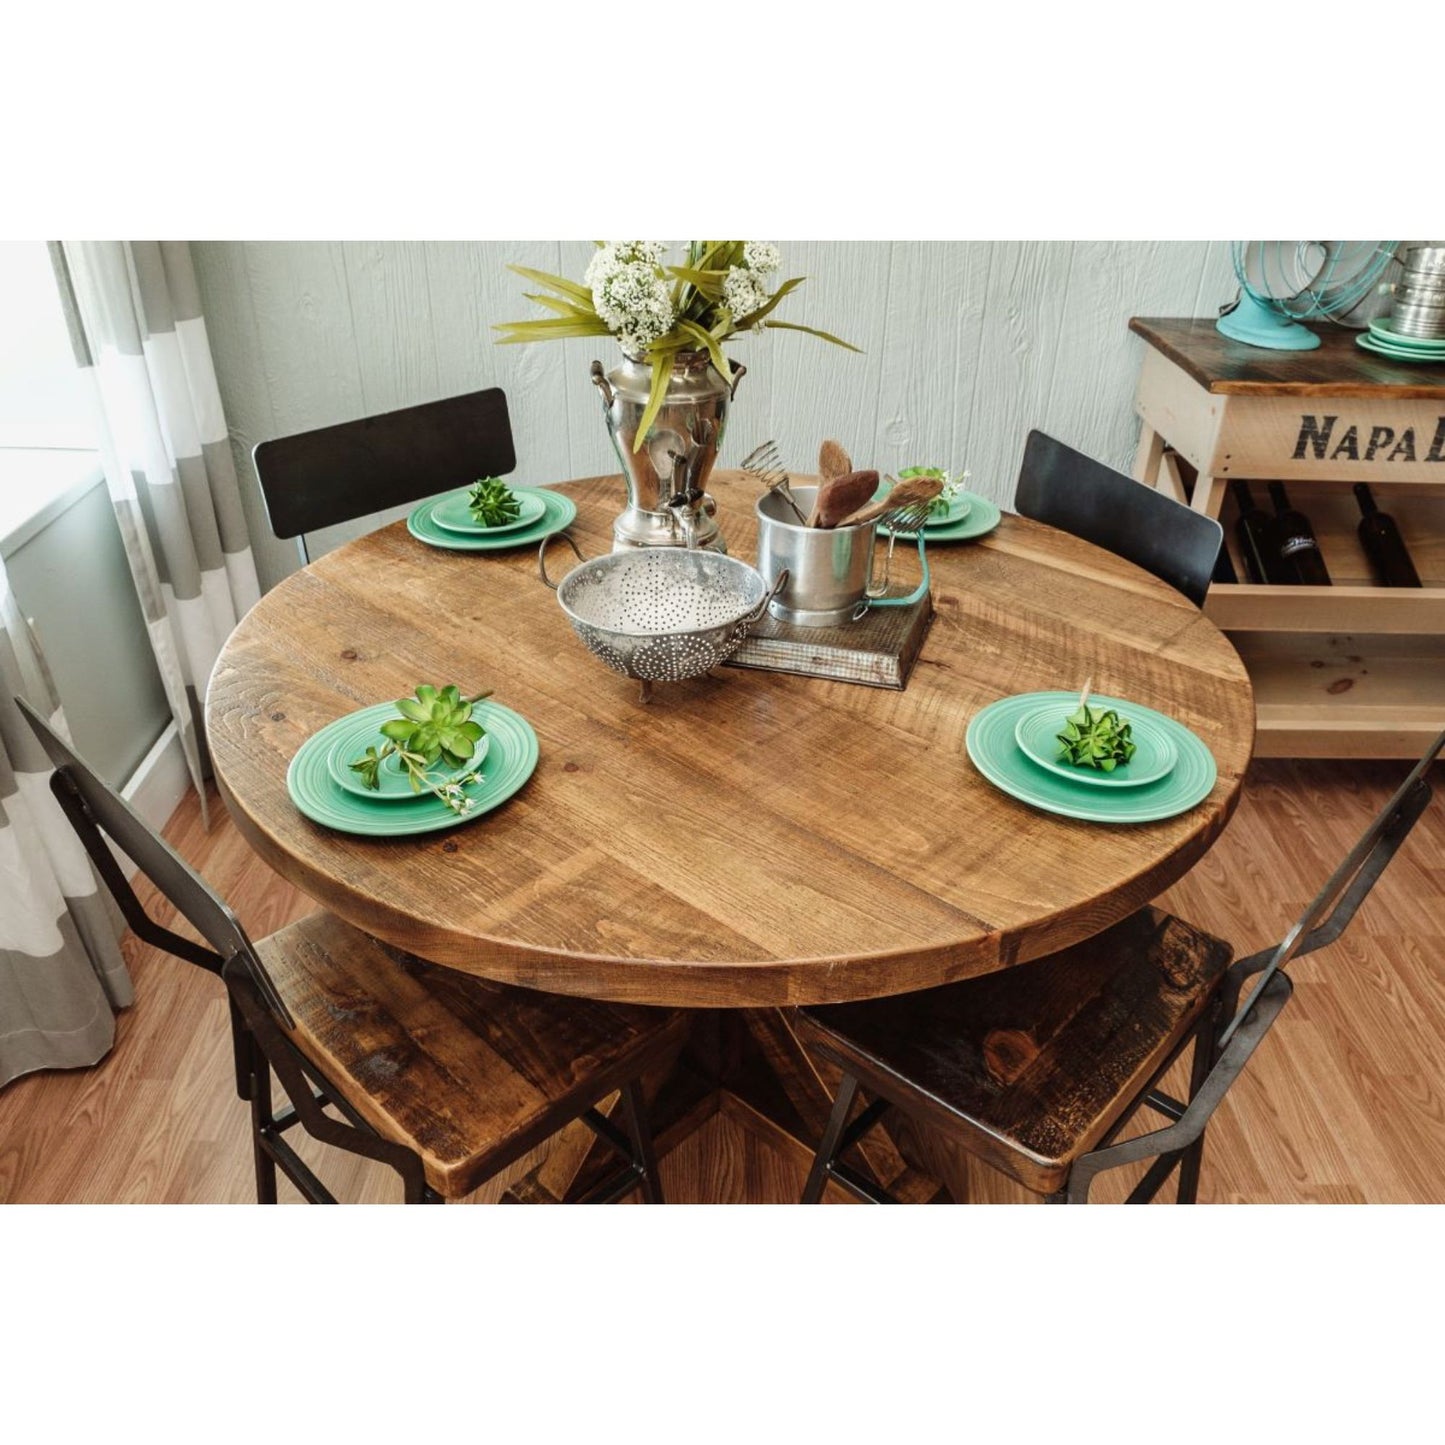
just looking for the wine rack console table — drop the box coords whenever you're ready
[1130,316,1445,759]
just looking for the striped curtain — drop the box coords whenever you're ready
[50,242,260,826]
[0,558,132,1088]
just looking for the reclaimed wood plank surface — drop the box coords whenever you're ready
[204,471,1254,1008]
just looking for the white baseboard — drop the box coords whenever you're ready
[115,721,191,878]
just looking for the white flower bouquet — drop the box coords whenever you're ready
[497,240,858,447]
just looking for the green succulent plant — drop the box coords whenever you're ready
[349,684,492,814]
[1057,704,1137,772]
[468,477,521,527]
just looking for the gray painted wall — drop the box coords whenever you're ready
[191,241,1238,593]
[4,471,170,785]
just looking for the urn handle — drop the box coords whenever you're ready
[589,359,615,408]
[728,361,747,400]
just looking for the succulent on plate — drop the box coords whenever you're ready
[348,684,493,813]
[1056,704,1137,772]
[468,477,521,527]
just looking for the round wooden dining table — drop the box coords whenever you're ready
[207,470,1255,1200]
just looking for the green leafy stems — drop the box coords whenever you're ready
[1056,704,1137,772]
[495,241,861,450]
[349,685,491,815]
[468,477,520,527]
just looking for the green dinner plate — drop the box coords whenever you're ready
[430,487,548,535]
[408,487,577,551]
[1368,319,1445,353]
[325,711,491,801]
[287,700,539,836]
[1013,699,1179,788]
[966,691,1215,824]
[1356,334,1445,366]
[883,490,1001,542]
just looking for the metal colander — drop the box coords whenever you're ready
[540,533,785,686]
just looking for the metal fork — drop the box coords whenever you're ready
[867,495,935,605]
[739,440,809,525]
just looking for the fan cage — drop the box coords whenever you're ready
[1231,241,1398,321]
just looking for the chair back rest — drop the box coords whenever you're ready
[1222,725,1445,1044]
[1014,430,1223,606]
[252,387,515,540]
[16,697,292,1025]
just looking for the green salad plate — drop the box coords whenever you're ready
[324,711,491,801]
[408,487,576,552]
[430,487,548,535]
[287,700,539,837]
[926,494,973,526]
[967,691,1215,824]
[1013,700,1177,788]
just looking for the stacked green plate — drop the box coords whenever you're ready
[876,488,1001,541]
[912,491,1002,541]
[1357,324,1445,365]
[965,691,1215,824]
[408,487,577,551]
[287,700,539,836]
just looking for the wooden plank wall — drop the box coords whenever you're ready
[191,241,1236,591]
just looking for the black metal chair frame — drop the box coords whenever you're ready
[17,697,664,1205]
[252,386,516,565]
[803,727,1444,1204]
[1014,428,1225,606]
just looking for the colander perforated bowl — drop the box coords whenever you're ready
[540,533,786,684]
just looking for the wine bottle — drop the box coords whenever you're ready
[1354,484,1422,587]
[1268,482,1332,585]
[1231,481,1289,583]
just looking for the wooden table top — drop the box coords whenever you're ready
[206,472,1255,1008]
[1131,317,1445,399]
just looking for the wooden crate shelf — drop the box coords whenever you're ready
[1131,316,1445,759]
[1237,634,1445,759]
[1205,584,1445,635]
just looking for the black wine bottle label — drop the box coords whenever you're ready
[1280,534,1321,559]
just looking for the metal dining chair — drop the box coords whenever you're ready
[1014,429,1223,606]
[252,387,516,563]
[798,726,1443,1204]
[18,697,682,1204]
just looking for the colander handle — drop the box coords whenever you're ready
[744,568,790,624]
[537,530,588,591]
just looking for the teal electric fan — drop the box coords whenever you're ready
[1217,241,1399,350]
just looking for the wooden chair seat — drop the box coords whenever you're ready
[257,912,687,1199]
[799,908,1232,1194]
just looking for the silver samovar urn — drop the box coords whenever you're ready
[590,351,744,553]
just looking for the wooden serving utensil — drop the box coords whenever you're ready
[807,441,856,525]
[819,439,852,481]
[835,473,944,529]
[809,469,880,529]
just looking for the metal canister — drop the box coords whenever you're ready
[1389,246,1445,337]
[755,487,878,626]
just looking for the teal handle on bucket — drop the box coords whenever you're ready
[866,532,930,609]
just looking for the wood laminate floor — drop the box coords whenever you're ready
[2,757,1442,1204]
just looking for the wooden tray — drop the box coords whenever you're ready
[724,592,934,689]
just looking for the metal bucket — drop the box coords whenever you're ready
[755,487,881,626]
